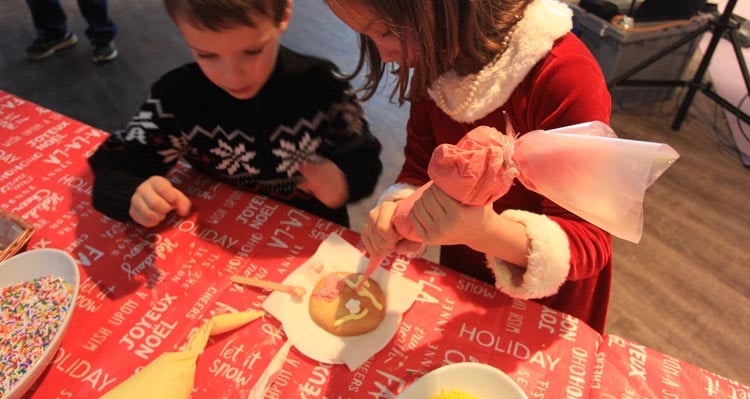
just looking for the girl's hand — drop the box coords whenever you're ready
[362,201,401,257]
[298,159,349,208]
[408,184,494,247]
[130,176,191,227]
[362,200,423,257]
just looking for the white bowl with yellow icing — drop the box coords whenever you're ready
[397,362,527,399]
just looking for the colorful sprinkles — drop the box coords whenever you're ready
[1,276,73,396]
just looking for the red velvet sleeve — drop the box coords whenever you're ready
[517,33,614,280]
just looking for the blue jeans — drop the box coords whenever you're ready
[26,0,117,45]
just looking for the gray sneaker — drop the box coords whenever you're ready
[24,32,78,61]
[92,42,118,63]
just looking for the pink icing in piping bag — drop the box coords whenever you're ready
[360,255,385,289]
[361,118,678,288]
[392,120,678,244]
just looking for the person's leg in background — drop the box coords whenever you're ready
[77,0,118,62]
[24,0,79,61]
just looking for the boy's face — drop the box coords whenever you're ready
[176,10,291,100]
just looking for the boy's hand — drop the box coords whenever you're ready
[297,159,348,208]
[130,176,191,227]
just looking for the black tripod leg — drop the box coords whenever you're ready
[727,30,750,101]
[671,24,726,130]
[702,30,750,126]
[672,0,742,129]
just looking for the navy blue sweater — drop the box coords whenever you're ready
[88,47,382,227]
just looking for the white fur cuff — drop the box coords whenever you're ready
[486,210,570,299]
[377,183,419,205]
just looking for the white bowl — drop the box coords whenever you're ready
[397,362,528,399]
[0,248,80,399]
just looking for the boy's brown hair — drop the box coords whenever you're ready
[164,0,288,30]
[328,0,531,104]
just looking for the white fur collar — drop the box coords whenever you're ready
[427,0,573,123]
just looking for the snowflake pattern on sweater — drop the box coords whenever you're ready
[273,132,322,177]
[89,47,382,227]
[211,137,260,176]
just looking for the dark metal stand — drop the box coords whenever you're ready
[607,0,750,133]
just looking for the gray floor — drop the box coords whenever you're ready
[1,0,748,385]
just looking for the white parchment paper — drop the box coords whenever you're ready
[262,233,421,370]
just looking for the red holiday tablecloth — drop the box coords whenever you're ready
[1,90,748,398]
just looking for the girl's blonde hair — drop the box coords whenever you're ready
[164,0,288,30]
[331,0,531,104]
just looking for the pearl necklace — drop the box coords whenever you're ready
[433,24,518,116]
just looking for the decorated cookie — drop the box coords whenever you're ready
[308,272,386,336]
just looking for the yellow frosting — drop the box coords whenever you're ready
[428,389,480,399]
[333,308,370,327]
[344,275,384,310]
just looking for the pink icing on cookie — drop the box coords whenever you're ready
[311,274,344,301]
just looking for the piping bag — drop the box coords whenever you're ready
[362,120,679,280]
[100,310,265,399]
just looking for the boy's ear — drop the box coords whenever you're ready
[278,0,293,31]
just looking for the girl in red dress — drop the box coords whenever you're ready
[326,0,613,333]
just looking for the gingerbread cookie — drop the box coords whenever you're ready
[308,272,386,336]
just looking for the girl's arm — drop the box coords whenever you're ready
[484,36,614,298]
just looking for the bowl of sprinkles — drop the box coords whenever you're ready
[396,362,528,399]
[0,248,79,399]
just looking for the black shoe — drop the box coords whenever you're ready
[92,42,118,63]
[24,32,78,61]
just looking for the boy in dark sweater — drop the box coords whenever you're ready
[88,0,382,228]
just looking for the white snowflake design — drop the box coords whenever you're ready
[121,108,162,144]
[272,132,322,177]
[158,134,188,163]
[210,139,259,176]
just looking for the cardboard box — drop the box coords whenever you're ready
[569,3,709,108]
